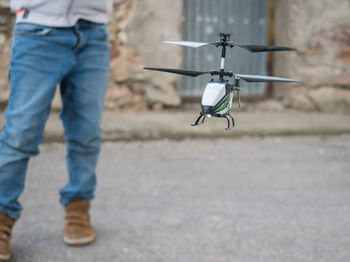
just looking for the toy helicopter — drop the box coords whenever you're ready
[144,33,297,130]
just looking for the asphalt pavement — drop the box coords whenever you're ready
[9,135,350,262]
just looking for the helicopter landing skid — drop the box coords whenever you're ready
[221,113,235,130]
[191,113,235,130]
[191,113,206,126]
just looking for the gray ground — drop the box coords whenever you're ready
[10,135,350,262]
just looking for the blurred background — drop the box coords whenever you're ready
[0,1,350,261]
[0,0,350,112]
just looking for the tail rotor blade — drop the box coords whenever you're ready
[144,67,211,77]
[231,43,296,53]
[235,74,297,83]
[163,41,213,48]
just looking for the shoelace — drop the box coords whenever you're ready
[65,209,90,227]
[0,222,12,242]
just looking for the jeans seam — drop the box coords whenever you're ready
[72,27,82,50]
[65,83,73,137]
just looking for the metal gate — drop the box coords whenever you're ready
[180,0,267,96]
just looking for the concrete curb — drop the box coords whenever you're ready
[32,111,350,142]
[41,127,350,143]
[1,110,350,143]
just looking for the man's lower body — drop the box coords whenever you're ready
[0,20,110,259]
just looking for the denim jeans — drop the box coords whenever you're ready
[0,21,110,219]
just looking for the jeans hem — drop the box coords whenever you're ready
[60,194,94,206]
[0,207,20,220]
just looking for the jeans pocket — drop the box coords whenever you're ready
[14,23,53,36]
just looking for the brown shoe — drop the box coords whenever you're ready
[64,198,95,246]
[0,213,15,261]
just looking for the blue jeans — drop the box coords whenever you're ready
[0,21,110,220]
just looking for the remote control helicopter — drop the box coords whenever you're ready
[144,33,297,130]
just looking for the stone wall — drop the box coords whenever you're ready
[0,0,182,111]
[1,0,350,113]
[106,0,182,111]
[0,2,13,108]
[274,0,350,113]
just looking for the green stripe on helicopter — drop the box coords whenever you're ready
[215,96,230,112]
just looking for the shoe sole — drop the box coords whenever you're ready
[64,233,95,246]
[0,253,10,261]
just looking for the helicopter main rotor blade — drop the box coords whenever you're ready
[235,74,298,83]
[163,40,295,52]
[144,67,211,77]
[163,41,214,48]
[230,43,296,53]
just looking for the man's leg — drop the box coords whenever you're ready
[59,22,109,205]
[59,22,109,245]
[0,23,75,260]
[0,24,74,220]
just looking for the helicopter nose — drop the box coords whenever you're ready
[202,105,212,117]
[202,105,210,113]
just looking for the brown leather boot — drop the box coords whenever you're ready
[64,198,95,246]
[0,213,15,261]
